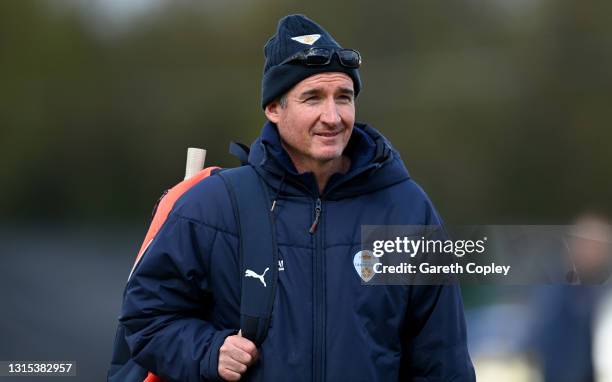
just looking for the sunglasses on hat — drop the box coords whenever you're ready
[280,47,362,68]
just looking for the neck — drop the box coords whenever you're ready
[288,153,351,194]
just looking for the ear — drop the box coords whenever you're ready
[265,100,281,124]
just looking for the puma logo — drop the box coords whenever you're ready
[245,267,270,287]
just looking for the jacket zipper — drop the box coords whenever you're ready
[309,198,322,234]
[311,197,325,382]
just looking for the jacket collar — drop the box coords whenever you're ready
[248,120,410,199]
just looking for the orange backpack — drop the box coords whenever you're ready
[109,144,278,382]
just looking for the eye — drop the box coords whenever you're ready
[304,96,320,103]
[337,95,353,103]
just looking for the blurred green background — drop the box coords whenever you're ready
[1,1,612,381]
[2,0,611,225]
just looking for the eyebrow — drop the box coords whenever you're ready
[299,89,320,98]
[338,87,355,97]
[299,87,355,98]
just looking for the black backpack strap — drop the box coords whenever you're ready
[218,165,278,347]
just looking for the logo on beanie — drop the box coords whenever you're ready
[290,34,321,45]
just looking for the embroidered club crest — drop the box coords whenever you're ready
[353,250,378,282]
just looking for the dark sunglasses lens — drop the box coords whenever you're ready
[305,54,329,65]
[304,48,331,65]
[337,50,361,68]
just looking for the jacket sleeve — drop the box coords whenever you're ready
[399,191,476,381]
[119,212,236,382]
[400,284,475,381]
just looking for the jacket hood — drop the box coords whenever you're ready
[247,120,410,199]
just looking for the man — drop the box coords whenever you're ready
[529,213,612,382]
[119,14,475,381]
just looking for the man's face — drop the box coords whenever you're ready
[265,72,355,170]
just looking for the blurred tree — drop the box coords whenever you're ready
[0,0,610,224]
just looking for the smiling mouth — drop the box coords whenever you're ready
[315,130,342,137]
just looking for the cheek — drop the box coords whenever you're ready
[340,107,355,132]
[340,105,355,124]
[289,111,317,137]
[280,115,312,149]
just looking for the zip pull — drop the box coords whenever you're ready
[309,198,322,234]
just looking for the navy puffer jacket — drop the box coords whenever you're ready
[119,121,476,382]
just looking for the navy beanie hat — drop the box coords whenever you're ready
[261,14,362,109]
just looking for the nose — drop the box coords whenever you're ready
[319,98,341,126]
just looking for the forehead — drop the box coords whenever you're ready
[290,72,353,94]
